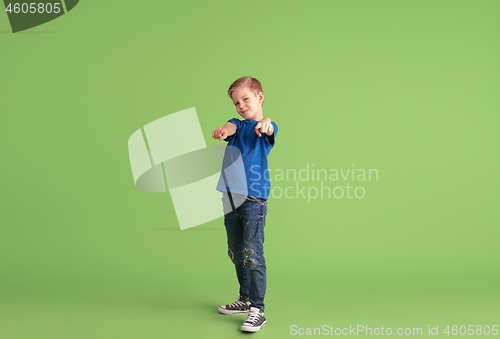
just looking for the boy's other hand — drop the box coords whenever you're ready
[212,127,228,141]
[255,118,274,137]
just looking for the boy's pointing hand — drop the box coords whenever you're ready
[212,127,228,141]
[255,118,274,137]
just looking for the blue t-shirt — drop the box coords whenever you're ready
[216,118,277,200]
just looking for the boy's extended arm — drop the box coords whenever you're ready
[212,122,237,141]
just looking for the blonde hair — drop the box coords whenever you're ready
[228,76,264,106]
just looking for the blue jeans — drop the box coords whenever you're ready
[222,192,268,311]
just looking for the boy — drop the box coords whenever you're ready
[212,76,277,332]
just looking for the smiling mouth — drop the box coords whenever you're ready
[242,110,248,114]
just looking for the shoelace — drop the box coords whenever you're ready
[229,300,247,308]
[245,312,261,325]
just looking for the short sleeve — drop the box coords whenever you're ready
[263,121,278,145]
[224,118,241,142]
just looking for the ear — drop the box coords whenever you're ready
[258,92,264,104]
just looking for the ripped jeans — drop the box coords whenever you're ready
[222,192,268,311]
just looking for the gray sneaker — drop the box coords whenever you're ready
[218,296,251,315]
[240,307,266,332]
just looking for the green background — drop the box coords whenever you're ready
[1,1,499,338]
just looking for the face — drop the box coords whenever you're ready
[231,86,264,121]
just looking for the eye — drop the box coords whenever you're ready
[244,98,248,100]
